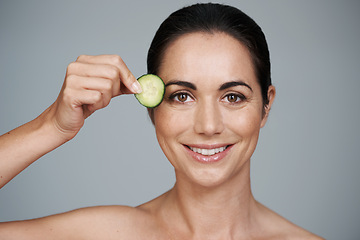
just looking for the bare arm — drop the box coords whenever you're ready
[0,206,139,240]
[0,55,143,239]
[0,55,141,189]
[0,106,66,188]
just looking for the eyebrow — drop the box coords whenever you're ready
[164,80,252,92]
[165,80,197,90]
[218,81,253,92]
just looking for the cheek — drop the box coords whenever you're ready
[153,106,192,167]
[153,106,190,143]
[225,108,262,138]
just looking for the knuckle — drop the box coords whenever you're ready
[104,79,113,91]
[65,75,78,88]
[62,88,73,103]
[65,74,76,82]
[107,66,119,80]
[66,62,77,74]
[92,91,102,102]
[110,55,123,66]
[76,55,86,62]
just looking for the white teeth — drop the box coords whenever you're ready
[189,146,226,156]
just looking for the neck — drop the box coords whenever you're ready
[163,160,259,239]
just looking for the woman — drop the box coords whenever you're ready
[0,3,323,239]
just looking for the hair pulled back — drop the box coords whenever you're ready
[147,3,272,121]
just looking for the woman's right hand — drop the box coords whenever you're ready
[48,54,142,141]
[0,54,141,189]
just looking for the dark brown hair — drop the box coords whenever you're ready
[147,3,272,122]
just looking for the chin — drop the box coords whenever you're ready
[175,156,252,191]
[183,167,237,189]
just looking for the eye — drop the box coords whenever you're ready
[223,93,245,103]
[170,92,194,103]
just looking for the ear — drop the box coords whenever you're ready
[260,85,276,128]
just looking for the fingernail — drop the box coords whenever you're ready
[132,81,142,94]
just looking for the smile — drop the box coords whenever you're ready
[184,144,233,163]
[189,146,227,156]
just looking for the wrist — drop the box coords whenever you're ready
[35,104,74,150]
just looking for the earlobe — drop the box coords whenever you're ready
[260,85,276,128]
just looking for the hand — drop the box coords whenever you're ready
[48,54,142,141]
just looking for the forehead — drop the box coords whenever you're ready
[158,32,257,87]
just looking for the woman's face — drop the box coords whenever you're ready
[154,32,274,187]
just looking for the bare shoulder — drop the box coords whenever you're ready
[0,205,159,240]
[59,205,160,238]
[255,202,324,240]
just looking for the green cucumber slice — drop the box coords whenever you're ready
[135,74,165,108]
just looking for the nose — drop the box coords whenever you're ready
[194,100,224,136]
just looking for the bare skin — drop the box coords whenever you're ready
[0,33,324,239]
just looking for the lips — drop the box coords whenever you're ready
[184,144,232,163]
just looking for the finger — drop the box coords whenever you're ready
[67,88,110,116]
[76,54,142,94]
[66,75,115,96]
[64,74,112,105]
[73,77,112,110]
[66,63,120,97]
[67,61,118,79]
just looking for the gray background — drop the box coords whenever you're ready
[0,0,359,239]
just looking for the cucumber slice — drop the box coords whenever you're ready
[135,74,165,108]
